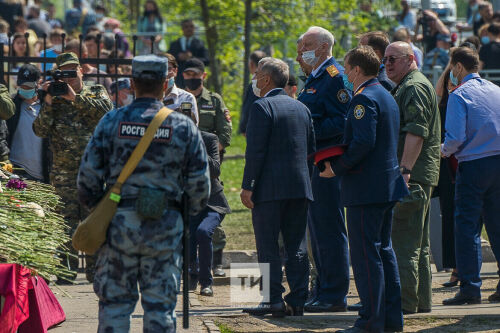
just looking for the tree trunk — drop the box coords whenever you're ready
[200,0,222,94]
[242,0,252,103]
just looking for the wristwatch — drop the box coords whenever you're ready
[400,166,412,175]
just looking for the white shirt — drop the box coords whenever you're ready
[163,84,199,125]
[311,56,332,78]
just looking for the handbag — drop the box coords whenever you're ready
[72,106,173,255]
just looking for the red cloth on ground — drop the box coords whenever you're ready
[0,264,31,333]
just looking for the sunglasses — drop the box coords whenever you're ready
[382,55,408,65]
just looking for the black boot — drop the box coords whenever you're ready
[213,249,226,277]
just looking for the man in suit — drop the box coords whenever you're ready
[321,46,408,333]
[241,57,315,317]
[168,19,209,89]
[297,26,350,313]
[189,131,231,297]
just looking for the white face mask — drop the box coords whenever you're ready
[251,79,261,97]
[302,49,319,66]
[52,44,62,52]
[123,93,134,106]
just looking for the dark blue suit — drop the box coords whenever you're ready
[242,88,314,306]
[298,57,350,306]
[332,79,409,333]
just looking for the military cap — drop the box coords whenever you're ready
[56,52,80,68]
[183,58,205,73]
[110,78,131,93]
[308,144,346,172]
[17,64,41,88]
[132,55,168,80]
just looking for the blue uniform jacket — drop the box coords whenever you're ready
[298,57,350,149]
[77,98,210,216]
[242,89,315,203]
[331,78,409,206]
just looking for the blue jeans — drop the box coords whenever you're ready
[189,207,224,287]
[455,154,500,297]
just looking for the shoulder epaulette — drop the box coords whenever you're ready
[326,64,339,78]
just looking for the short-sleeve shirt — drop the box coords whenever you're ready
[163,84,199,125]
[392,69,441,186]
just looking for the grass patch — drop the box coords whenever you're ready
[216,321,236,333]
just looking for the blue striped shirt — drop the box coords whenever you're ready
[442,73,500,162]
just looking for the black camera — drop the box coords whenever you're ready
[46,70,77,96]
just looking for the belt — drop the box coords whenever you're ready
[118,198,182,212]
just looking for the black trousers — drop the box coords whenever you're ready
[438,158,456,269]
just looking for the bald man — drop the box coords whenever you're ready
[384,42,441,314]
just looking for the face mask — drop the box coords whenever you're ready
[302,49,319,66]
[52,44,62,52]
[167,76,175,89]
[251,79,261,97]
[449,68,459,86]
[99,64,107,72]
[481,36,490,44]
[343,74,354,91]
[18,87,37,99]
[184,78,202,90]
[123,93,134,106]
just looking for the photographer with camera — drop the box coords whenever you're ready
[416,9,450,53]
[33,52,113,284]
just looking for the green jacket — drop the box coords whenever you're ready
[33,84,113,178]
[392,70,441,186]
[0,84,16,161]
[196,87,232,148]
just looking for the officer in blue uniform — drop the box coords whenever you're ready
[322,46,409,333]
[77,55,210,332]
[297,26,351,312]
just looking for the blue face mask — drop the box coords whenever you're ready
[449,69,459,86]
[167,76,175,89]
[343,74,354,91]
[481,36,490,45]
[18,87,36,99]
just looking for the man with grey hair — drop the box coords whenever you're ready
[297,26,351,313]
[241,57,315,317]
[384,41,440,314]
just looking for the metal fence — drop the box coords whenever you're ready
[421,66,500,87]
[0,32,162,102]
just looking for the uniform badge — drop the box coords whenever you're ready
[201,104,214,110]
[337,89,349,104]
[118,122,173,142]
[353,105,365,120]
[306,88,316,94]
[326,65,339,78]
[224,109,231,122]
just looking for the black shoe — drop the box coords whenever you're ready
[200,285,213,297]
[384,327,403,333]
[243,302,286,317]
[336,326,369,333]
[443,292,481,305]
[488,291,500,303]
[417,308,431,313]
[304,300,347,312]
[213,264,226,277]
[285,304,304,316]
[402,309,416,315]
[442,271,459,287]
[347,301,362,311]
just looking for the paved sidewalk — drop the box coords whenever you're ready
[49,263,500,332]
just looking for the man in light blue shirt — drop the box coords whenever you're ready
[441,46,500,306]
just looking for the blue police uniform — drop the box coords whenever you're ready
[298,57,350,308]
[77,55,210,332]
[442,73,500,301]
[331,78,409,332]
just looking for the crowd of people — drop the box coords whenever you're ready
[0,0,499,332]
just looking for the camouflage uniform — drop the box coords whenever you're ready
[33,53,113,280]
[196,87,231,269]
[0,83,16,162]
[77,55,210,332]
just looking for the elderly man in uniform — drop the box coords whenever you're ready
[161,52,199,125]
[241,57,314,317]
[321,46,408,333]
[297,26,351,313]
[77,55,210,332]
[441,47,500,305]
[384,42,441,314]
[183,57,232,278]
[33,52,113,283]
